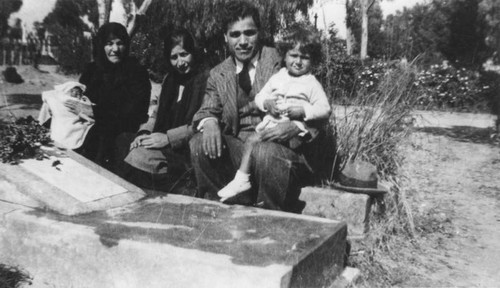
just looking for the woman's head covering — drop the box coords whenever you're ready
[94,22,130,67]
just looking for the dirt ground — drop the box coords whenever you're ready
[1,65,500,287]
[399,128,500,287]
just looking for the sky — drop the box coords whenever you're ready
[9,0,57,29]
[310,0,428,38]
[11,0,427,37]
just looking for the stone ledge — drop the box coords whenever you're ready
[300,187,374,237]
[1,194,347,288]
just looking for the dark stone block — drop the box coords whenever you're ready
[0,195,347,287]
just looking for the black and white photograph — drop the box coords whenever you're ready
[1,0,499,287]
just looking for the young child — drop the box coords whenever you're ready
[218,27,331,202]
[38,81,95,149]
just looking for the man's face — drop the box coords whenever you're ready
[225,16,259,63]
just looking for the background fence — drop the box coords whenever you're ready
[0,37,58,66]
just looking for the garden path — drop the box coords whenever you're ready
[402,126,500,287]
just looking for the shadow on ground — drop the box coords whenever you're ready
[0,94,42,121]
[1,93,42,107]
[416,126,500,146]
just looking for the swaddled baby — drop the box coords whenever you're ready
[38,81,95,149]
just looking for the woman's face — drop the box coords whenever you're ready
[104,36,126,64]
[170,44,193,74]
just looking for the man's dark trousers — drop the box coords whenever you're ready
[189,132,311,212]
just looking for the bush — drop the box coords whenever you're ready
[0,116,51,164]
[315,39,362,104]
[356,60,391,93]
[480,70,500,116]
[414,62,490,112]
[0,263,32,288]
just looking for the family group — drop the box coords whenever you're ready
[39,0,335,213]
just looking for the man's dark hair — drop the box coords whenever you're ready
[222,0,261,32]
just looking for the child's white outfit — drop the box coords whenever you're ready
[254,67,331,132]
[38,81,94,149]
[218,68,331,202]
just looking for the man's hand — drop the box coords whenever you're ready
[263,99,280,117]
[239,101,259,117]
[130,133,169,150]
[285,106,305,120]
[202,119,222,159]
[64,99,94,118]
[259,121,301,143]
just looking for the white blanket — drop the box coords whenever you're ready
[38,91,94,149]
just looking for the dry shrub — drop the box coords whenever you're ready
[0,264,32,288]
[332,61,418,179]
[331,61,423,286]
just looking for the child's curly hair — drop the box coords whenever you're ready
[277,27,322,65]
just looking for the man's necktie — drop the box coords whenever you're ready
[239,62,252,95]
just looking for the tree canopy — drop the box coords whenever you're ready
[43,0,314,75]
[480,0,500,62]
[133,0,314,74]
[0,0,22,38]
[381,0,491,68]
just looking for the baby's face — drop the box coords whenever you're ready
[69,87,83,99]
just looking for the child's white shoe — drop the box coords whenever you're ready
[218,177,251,202]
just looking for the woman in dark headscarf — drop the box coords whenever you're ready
[123,28,209,193]
[76,23,151,170]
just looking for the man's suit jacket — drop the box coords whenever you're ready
[193,46,282,136]
[192,46,335,183]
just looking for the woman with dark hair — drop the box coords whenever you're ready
[123,28,209,193]
[73,22,151,170]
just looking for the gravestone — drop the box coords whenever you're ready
[0,148,145,215]
[0,196,347,287]
[0,149,348,287]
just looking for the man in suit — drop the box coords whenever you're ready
[190,0,330,212]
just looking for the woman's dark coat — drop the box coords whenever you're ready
[78,57,151,166]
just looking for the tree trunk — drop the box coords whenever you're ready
[96,0,153,36]
[361,0,376,60]
[345,0,355,56]
[97,0,112,27]
[360,0,370,60]
[346,27,354,56]
[126,0,153,36]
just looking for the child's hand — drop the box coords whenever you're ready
[285,106,305,120]
[263,99,280,117]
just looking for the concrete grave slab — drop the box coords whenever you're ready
[0,148,145,215]
[0,195,347,288]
